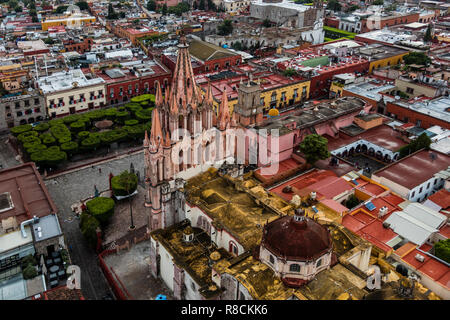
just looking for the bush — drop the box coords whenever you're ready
[80,212,100,248]
[104,108,118,120]
[100,129,128,145]
[85,109,106,121]
[11,124,33,136]
[70,121,86,133]
[33,123,49,132]
[21,254,37,268]
[77,131,90,140]
[63,114,82,125]
[26,143,47,154]
[123,125,145,140]
[50,124,71,141]
[86,197,115,224]
[42,135,56,146]
[21,136,41,148]
[124,119,139,126]
[17,131,39,143]
[44,147,67,167]
[111,171,138,196]
[48,119,64,127]
[115,110,130,124]
[80,135,101,151]
[434,239,450,263]
[135,108,152,123]
[58,136,72,144]
[22,264,37,280]
[130,94,154,104]
[30,150,47,166]
[60,141,78,155]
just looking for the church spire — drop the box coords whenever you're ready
[205,81,214,107]
[155,81,163,107]
[218,89,230,131]
[150,108,163,150]
[168,34,200,114]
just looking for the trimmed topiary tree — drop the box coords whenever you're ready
[70,121,86,133]
[60,141,78,156]
[50,124,71,141]
[42,135,57,146]
[33,123,49,133]
[44,146,67,167]
[135,108,152,123]
[100,129,128,145]
[63,114,82,125]
[86,197,115,224]
[115,110,130,124]
[111,170,138,197]
[80,135,101,151]
[48,119,64,127]
[124,119,139,126]
[130,94,153,104]
[11,124,33,136]
[17,131,39,143]
[77,131,90,140]
[26,143,47,155]
[80,212,100,248]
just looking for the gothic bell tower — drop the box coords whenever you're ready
[233,77,264,127]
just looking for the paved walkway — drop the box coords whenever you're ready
[0,136,21,169]
[44,152,145,300]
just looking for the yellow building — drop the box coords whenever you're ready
[198,75,310,116]
[361,44,409,74]
[41,13,96,31]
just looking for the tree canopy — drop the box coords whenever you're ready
[299,134,331,165]
[147,0,156,11]
[434,239,450,264]
[217,20,233,36]
[327,0,341,12]
[403,52,431,66]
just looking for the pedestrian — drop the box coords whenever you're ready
[69,244,73,252]
[99,167,102,174]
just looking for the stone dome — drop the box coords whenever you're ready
[262,215,332,261]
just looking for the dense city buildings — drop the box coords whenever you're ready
[0,0,448,305]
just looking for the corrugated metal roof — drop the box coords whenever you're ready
[385,211,437,245]
[404,203,447,229]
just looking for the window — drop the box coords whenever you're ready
[316,259,322,268]
[416,120,422,127]
[24,100,29,107]
[5,105,10,111]
[191,281,196,291]
[434,179,437,185]
[16,111,23,117]
[406,87,414,94]
[229,241,238,255]
[411,191,415,198]
[34,98,39,105]
[427,182,430,189]
[269,255,274,264]
[419,187,423,193]
[289,264,300,272]
[260,97,264,105]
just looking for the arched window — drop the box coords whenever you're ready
[289,264,301,272]
[229,241,238,255]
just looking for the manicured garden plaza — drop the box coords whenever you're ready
[9,94,155,170]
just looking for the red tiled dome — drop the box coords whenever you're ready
[262,216,332,261]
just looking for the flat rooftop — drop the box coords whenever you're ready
[373,149,450,189]
[327,124,408,152]
[0,163,58,224]
[37,69,105,94]
[344,79,396,102]
[393,96,450,124]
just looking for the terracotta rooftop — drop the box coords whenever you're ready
[0,163,58,224]
[44,286,84,300]
[402,249,450,289]
[428,189,450,210]
[373,150,450,190]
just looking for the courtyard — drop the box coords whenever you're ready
[102,241,173,300]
